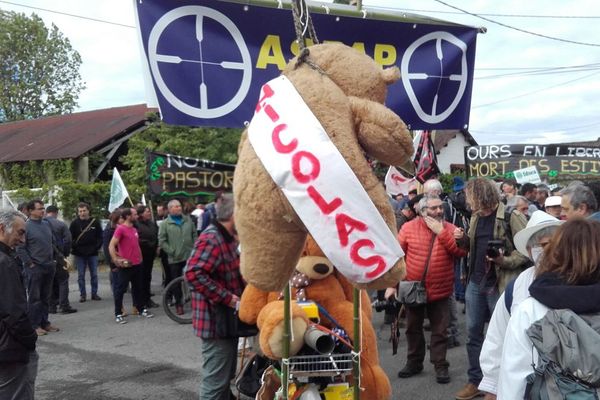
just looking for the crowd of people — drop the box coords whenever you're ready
[384,177,600,400]
[3,176,600,400]
[0,193,232,399]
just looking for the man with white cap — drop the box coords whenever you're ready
[477,211,562,399]
[544,196,562,219]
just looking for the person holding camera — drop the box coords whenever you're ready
[389,194,468,384]
[455,178,529,400]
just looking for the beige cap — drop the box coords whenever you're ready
[545,195,562,207]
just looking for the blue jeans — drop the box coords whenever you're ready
[0,351,38,400]
[199,337,237,400]
[465,281,499,385]
[75,255,98,297]
[25,263,55,329]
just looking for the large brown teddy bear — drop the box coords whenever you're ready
[234,43,413,292]
[239,237,391,400]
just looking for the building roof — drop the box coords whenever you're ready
[433,129,478,154]
[0,104,155,163]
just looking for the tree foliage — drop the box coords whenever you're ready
[121,116,242,187]
[0,10,85,121]
[0,159,75,189]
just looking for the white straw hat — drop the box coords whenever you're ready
[514,210,562,257]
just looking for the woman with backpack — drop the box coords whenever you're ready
[496,218,600,399]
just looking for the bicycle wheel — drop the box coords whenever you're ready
[162,276,193,324]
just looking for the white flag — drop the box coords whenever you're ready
[108,168,129,212]
[385,166,417,196]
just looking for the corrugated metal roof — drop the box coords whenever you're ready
[0,104,155,163]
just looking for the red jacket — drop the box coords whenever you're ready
[398,218,467,302]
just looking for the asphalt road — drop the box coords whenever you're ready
[36,267,470,399]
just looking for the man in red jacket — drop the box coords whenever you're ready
[388,194,468,384]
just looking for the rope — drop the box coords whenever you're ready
[290,0,321,71]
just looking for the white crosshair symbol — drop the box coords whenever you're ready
[148,6,252,119]
[401,32,468,124]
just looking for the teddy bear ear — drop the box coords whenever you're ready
[305,235,325,257]
[382,66,401,84]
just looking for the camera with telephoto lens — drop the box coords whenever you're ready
[373,297,401,313]
[486,239,505,258]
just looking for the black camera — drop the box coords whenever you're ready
[486,239,505,258]
[373,297,401,313]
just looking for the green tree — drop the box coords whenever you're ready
[0,10,84,122]
[121,117,242,187]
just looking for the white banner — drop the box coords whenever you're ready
[385,166,417,196]
[513,166,542,184]
[247,76,403,283]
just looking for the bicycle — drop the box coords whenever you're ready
[162,275,193,324]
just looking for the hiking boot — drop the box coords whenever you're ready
[79,295,86,303]
[141,309,154,318]
[176,305,184,315]
[60,306,77,314]
[43,324,60,332]
[455,383,483,400]
[91,294,102,301]
[115,315,127,324]
[436,367,450,384]
[35,328,48,336]
[397,364,423,378]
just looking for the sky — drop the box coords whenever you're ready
[0,0,599,145]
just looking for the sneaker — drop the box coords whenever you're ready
[448,337,461,349]
[141,309,154,318]
[115,315,127,324]
[59,306,78,314]
[43,324,60,332]
[148,299,160,308]
[397,364,423,378]
[436,367,450,384]
[455,383,483,400]
[91,294,102,301]
[79,295,86,303]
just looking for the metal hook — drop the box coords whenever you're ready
[322,5,330,14]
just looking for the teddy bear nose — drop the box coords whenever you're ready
[313,263,330,275]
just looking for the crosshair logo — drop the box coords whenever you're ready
[147,6,252,119]
[401,32,468,124]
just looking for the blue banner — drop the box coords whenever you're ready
[135,0,479,130]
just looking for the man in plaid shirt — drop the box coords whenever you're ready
[184,193,244,400]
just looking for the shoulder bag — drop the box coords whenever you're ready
[214,303,258,339]
[398,234,436,307]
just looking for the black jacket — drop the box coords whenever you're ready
[529,272,600,314]
[0,242,37,363]
[69,217,103,257]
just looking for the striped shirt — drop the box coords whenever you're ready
[184,222,244,339]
